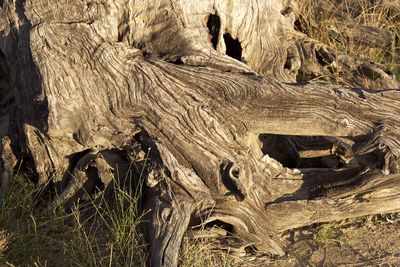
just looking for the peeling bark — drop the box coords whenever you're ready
[0,0,399,266]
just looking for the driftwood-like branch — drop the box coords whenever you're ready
[0,0,399,266]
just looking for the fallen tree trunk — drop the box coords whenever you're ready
[0,0,399,266]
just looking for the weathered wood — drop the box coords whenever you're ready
[268,172,400,232]
[0,0,399,266]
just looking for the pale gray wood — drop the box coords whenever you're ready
[0,0,399,266]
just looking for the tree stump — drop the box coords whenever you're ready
[0,0,399,266]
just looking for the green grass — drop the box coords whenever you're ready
[0,174,147,266]
[313,222,341,244]
[0,174,240,266]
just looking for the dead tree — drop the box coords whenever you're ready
[0,0,399,266]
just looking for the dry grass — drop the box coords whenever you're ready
[179,231,242,267]
[297,0,400,79]
[0,174,243,266]
[0,231,11,260]
[0,174,147,266]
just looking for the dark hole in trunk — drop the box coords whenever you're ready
[259,134,351,169]
[284,59,291,71]
[259,134,299,168]
[223,33,242,61]
[280,6,293,16]
[315,47,334,66]
[204,219,235,235]
[0,49,14,119]
[86,165,105,194]
[294,19,304,33]
[207,14,221,49]
[167,57,183,65]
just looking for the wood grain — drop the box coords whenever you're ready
[0,0,399,266]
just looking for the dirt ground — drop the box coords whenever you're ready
[244,214,400,266]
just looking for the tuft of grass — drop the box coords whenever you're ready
[179,230,241,267]
[86,174,148,266]
[1,172,242,266]
[313,222,342,244]
[0,173,147,266]
[0,171,242,267]
[0,174,85,266]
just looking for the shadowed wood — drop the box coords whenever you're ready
[0,0,399,266]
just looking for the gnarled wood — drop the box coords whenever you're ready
[0,0,399,266]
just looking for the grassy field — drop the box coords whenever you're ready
[0,174,242,266]
[297,0,399,80]
[0,174,147,266]
[1,0,399,266]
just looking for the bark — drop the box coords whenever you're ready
[0,0,399,266]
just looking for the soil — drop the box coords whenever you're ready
[249,214,400,266]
